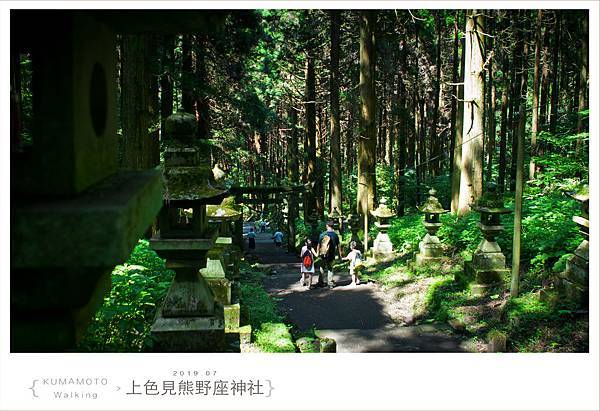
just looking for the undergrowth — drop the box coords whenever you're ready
[239,263,296,352]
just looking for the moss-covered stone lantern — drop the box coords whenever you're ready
[415,188,448,266]
[205,196,243,333]
[370,197,396,258]
[150,109,230,352]
[541,185,589,308]
[460,183,511,296]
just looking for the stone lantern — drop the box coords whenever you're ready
[346,213,363,251]
[370,197,396,258]
[150,110,230,352]
[328,207,342,234]
[415,188,448,266]
[542,186,589,307]
[460,184,511,296]
[205,196,243,333]
[307,211,320,244]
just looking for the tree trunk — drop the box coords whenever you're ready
[304,55,317,221]
[498,58,509,195]
[396,40,408,216]
[450,11,464,214]
[549,11,561,134]
[358,10,377,252]
[458,10,485,215]
[160,35,175,139]
[329,10,342,215]
[576,11,588,141]
[195,35,210,140]
[539,25,550,130]
[120,34,160,170]
[530,10,542,179]
[181,34,194,113]
[431,12,442,177]
[510,16,530,298]
[485,14,496,184]
[509,11,523,192]
[287,107,299,252]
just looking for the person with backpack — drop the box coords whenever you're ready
[299,238,317,288]
[273,229,284,247]
[342,241,363,286]
[316,221,343,289]
[245,227,256,250]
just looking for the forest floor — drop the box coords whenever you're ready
[246,227,479,353]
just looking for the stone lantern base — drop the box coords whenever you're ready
[415,234,444,266]
[199,243,242,337]
[460,238,510,296]
[540,239,589,307]
[373,224,394,258]
[151,305,227,352]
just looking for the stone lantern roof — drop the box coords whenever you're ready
[418,188,448,215]
[472,183,511,215]
[207,196,242,221]
[370,197,396,219]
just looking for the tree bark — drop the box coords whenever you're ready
[287,107,299,252]
[304,55,317,221]
[498,57,509,194]
[431,11,442,177]
[450,11,464,214]
[181,35,194,113]
[120,34,160,170]
[509,11,523,192]
[160,35,175,139]
[485,14,496,184]
[358,10,377,252]
[539,25,550,129]
[510,16,530,298]
[458,10,485,215]
[549,11,561,134]
[576,11,589,141]
[396,40,408,217]
[195,35,210,140]
[530,10,542,179]
[329,10,342,215]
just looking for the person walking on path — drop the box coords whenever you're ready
[245,227,256,250]
[316,221,342,289]
[273,229,284,247]
[342,241,363,286]
[299,238,317,288]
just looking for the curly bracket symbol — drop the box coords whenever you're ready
[29,380,39,398]
[265,380,274,398]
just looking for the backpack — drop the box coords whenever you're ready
[302,249,313,269]
[319,233,336,259]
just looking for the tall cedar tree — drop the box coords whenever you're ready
[358,10,377,251]
[458,10,485,215]
[120,34,159,169]
[329,10,342,215]
[510,15,530,297]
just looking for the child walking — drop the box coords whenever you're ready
[299,238,317,288]
[343,241,363,286]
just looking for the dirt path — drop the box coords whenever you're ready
[245,226,477,353]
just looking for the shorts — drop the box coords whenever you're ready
[275,241,282,247]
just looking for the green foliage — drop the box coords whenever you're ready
[387,213,424,252]
[78,240,174,352]
[238,264,295,352]
[254,323,296,353]
[239,266,284,326]
[501,292,588,352]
